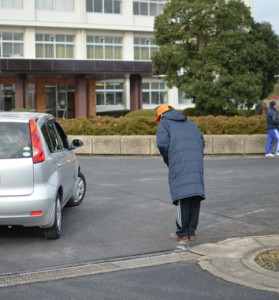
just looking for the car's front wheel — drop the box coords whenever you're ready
[67,172,86,207]
[43,194,62,239]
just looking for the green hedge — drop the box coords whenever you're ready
[97,110,130,118]
[58,114,267,135]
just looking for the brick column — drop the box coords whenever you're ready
[130,74,142,111]
[37,78,46,113]
[75,75,87,118]
[88,78,96,117]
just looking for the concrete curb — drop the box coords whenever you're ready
[0,235,277,291]
[70,134,267,156]
[190,235,279,293]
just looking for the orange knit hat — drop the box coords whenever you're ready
[155,104,173,123]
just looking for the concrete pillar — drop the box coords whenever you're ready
[15,74,28,109]
[130,74,142,111]
[75,74,87,118]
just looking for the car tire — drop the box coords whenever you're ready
[43,194,62,239]
[67,172,86,207]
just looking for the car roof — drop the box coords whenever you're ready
[0,112,54,122]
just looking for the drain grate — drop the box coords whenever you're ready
[0,252,200,288]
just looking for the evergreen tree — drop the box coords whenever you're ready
[153,0,279,115]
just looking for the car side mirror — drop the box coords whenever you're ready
[70,139,84,149]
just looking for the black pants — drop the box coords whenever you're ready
[176,197,201,237]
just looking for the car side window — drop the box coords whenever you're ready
[54,121,70,150]
[41,121,64,153]
[41,123,54,153]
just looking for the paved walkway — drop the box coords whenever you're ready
[189,234,279,293]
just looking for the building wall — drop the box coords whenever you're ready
[4,7,155,63]
[0,0,254,116]
[0,0,164,115]
[243,0,253,10]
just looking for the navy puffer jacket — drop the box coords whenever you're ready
[156,110,205,205]
[266,107,279,129]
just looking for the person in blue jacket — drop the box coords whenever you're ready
[156,104,205,242]
[265,100,279,157]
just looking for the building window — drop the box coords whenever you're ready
[134,36,159,60]
[35,0,74,11]
[142,81,167,105]
[86,0,121,14]
[0,32,23,58]
[36,33,75,59]
[178,89,194,105]
[0,84,15,111]
[96,81,124,105]
[87,35,122,60]
[0,0,22,9]
[45,84,75,118]
[133,0,164,16]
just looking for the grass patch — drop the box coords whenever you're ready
[255,249,279,272]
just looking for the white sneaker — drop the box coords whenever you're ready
[275,153,279,156]
[265,153,275,157]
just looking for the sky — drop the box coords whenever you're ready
[253,0,279,35]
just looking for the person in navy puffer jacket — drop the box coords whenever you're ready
[265,100,279,157]
[156,104,205,242]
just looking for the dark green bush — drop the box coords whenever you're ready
[97,110,130,118]
[58,114,267,135]
[125,109,157,118]
[58,116,158,135]
[182,107,200,116]
[12,108,34,112]
[236,110,256,117]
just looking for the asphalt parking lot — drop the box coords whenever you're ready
[0,156,278,299]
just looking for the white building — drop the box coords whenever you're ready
[0,0,253,117]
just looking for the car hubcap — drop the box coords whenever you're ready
[76,177,85,201]
[56,199,62,232]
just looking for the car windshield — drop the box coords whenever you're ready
[0,122,32,159]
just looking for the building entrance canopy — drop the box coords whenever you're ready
[0,59,152,79]
[0,59,152,118]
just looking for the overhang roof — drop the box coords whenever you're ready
[0,59,153,80]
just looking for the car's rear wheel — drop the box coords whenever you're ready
[43,194,62,239]
[67,172,86,207]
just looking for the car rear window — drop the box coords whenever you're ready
[0,122,32,159]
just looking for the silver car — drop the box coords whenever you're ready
[0,112,86,239]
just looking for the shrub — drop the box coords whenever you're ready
[125,109,157,118]
[58,116,158,135]
[182,107,199,116]
[97,110,130,118]
[12,108,34,112]
[58,114,267,135]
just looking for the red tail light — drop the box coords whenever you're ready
[29,119,45,164]
[30,210,43,216]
